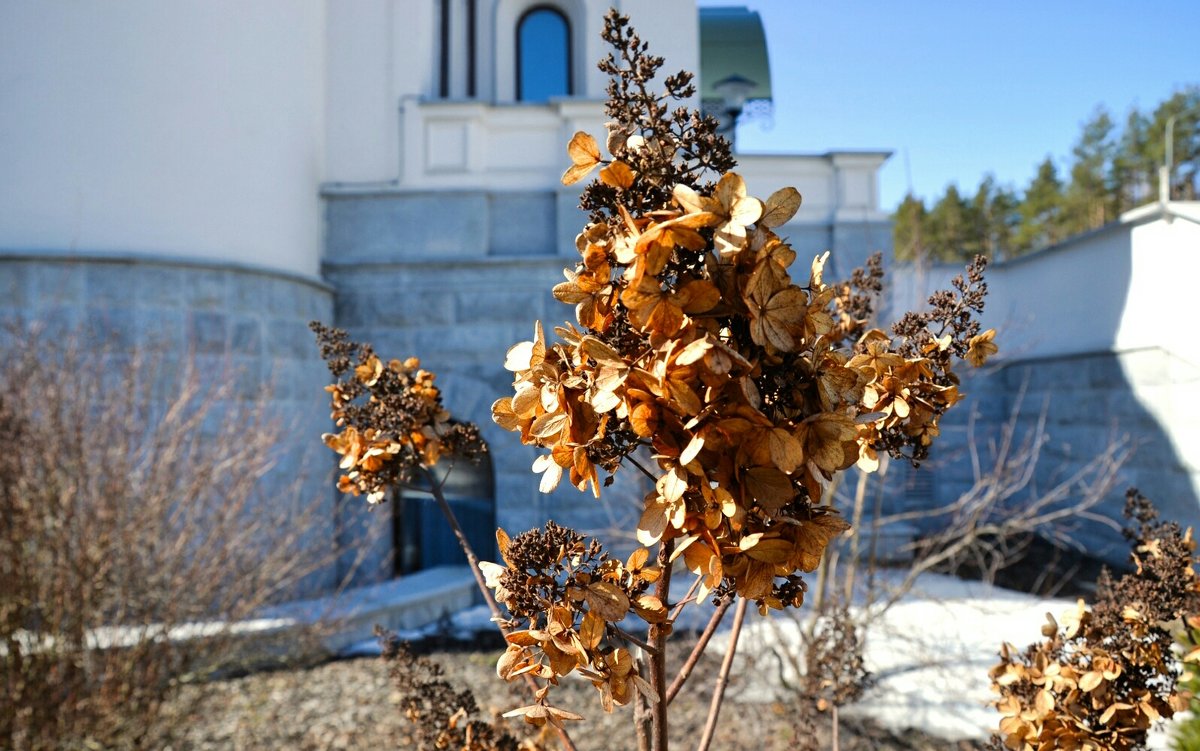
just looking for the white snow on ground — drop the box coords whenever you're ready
[732,572,1074,739]
[729,571,1176,749]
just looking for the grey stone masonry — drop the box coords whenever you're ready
[324,188,671,580]
[0,252,341,596]
[927,350,1200,566]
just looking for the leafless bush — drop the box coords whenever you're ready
[0,329,334,750]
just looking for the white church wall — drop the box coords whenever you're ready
[1119,216,1200,359]
[324,0,422,185]
[0,0,326,279]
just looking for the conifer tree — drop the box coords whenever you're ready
[1015,157,1065,253]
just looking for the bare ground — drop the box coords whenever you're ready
[163,636,989,751]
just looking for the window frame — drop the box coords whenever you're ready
[515,4,573,102]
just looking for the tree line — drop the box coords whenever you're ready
[894,87,1200,262]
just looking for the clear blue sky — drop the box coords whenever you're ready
[699,1,1200,211]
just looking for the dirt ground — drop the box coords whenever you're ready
[163,635,991,751]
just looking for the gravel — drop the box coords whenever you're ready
[163,635,989,751]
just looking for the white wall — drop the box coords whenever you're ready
[1119,216,1200,495]
[1119,217,1200,361]
[0,0,326,277]
[981,226,1133,361]
[325,0,438,184]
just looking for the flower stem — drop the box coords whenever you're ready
[694,597,748,751]
[666,596,732,705]
[648,538,674,751]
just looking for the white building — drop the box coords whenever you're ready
[0,1,892,590]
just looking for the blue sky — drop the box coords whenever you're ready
[700,1,1200,211]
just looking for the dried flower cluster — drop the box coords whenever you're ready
[378,629,547,751]
[990,490,1200,751]
[802,605,873,714]
[490,8,994,624]
[481,523,665,718]
[311,322,485,502]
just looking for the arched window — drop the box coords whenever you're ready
[516,7,570,102]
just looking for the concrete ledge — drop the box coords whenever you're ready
[264,566,478,655]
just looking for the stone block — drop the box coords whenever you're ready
[86,264,134,306]
[412,322,529,365]
[1086,354,1131,389]
[0,308,27,339]
[34,262,85,306]
[227,271,266,313]
[829,220,892,278]
[85,306,136,349]
[190,311,227,353]
[488,192,556,256]
[1041,424,1121,463]
[1041,388,1110,425]
[333,291,367,326]
[230,317,263,356]
[228,355,266,400]
[453,288,545,324]
[185,269,228,310]
[27,305,79,338]
[266,318,316,359]
[0,262,33,307]
[326,193,488,261]
[136,266,186,308]
[368,288,454,327]
[1126,433,1186,470]
[136,308,185,352]
[267,356,328,402]
[556,191,589,258]
[265,276,316,319]
[146,356,185,402]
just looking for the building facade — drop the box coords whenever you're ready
[1,1,892,590]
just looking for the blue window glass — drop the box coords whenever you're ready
[517,8,570,102]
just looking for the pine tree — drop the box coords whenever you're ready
[1062,107,1116,235]
[1015,157,1065,253]
[970,174,1019,260]
[1111,106,1152,213]
[892,192,928,262]
[1148,88,1200,200]
[926,184,971,261]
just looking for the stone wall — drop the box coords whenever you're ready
[324,188,891,579]
[0,252,340,595]
[929,349,1200,566]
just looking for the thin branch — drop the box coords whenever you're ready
[626,454,660,484]
[668,575,704,622]
[613,625,657,655]
[666,596,732,705]
[648,538,674,751]
[694,597,749,751]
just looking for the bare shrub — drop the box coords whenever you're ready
[0,329,333,750]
